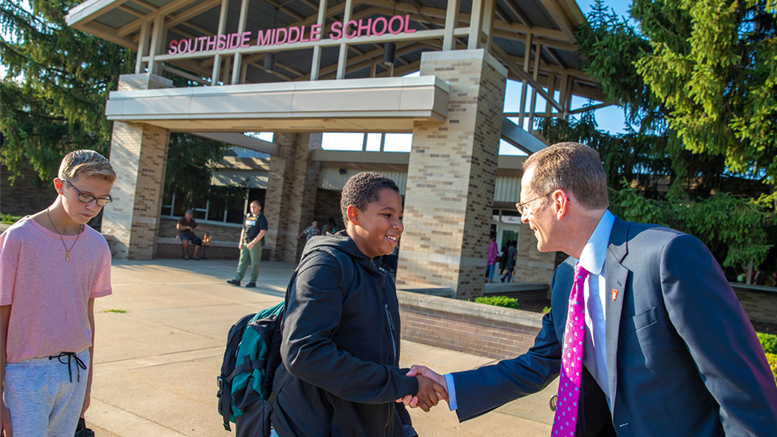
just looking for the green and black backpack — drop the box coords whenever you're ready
[217,246,355,436]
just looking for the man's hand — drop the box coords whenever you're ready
[247,241,256,249]
[2,399,13,436]
[396,365,448,410]
[238,241,244,250]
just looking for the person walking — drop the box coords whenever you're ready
[485,235,498,283]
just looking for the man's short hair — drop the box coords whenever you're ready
[250,200,261,207]
[340,172,400,225]
[186,209,194,215]
[58,150,116,182]
[523,142,609,210]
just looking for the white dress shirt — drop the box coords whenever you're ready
[445,211,615,410]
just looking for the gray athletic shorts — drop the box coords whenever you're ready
[3,348,89,437]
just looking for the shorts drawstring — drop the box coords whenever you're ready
[48,352,87,382]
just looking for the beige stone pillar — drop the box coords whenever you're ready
[102,74,173,260]
[263,133,322,262]
[514,223,557,283]
[396,50,507,300]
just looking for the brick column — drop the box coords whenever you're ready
[396,50,507,299]
[263,133,321,262]
[514,223,557,283]
[102,74,172,260]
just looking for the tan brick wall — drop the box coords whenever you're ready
[264,133,322,262]
[734,288,777,324]
[313,189,346,231]
[398,290,543,360]
[397,50,507,300]
[159,217,242,242]
[1,161,56,216]
[514,223,557,283]
[102,75,170,260]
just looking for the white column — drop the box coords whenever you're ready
[147,14,166,76]
[310,0,329,80]
[518,33,532,128]
[336,0,355,79]
[528,43,542,134]
[482,0,495,51]
[558,71,569,119]
[443,0,461,51]
[231,0,250,84]
[468,0,485,50]
[134,20,150,74]
[211,0,230,84]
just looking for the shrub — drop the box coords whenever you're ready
[758,333,777,355]
[766,353,777,386]
[475,296,519,310]
[1,214,23,225]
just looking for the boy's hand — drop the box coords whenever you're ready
[1,399,13,436]
[412,374,448,412]
[396,365,448,409]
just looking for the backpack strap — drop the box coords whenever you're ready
[227,355,267,381]
[310,246,355,297]
[267,246,355,409]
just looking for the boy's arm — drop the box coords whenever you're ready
[82,298,95,417]
[1,305,12,434]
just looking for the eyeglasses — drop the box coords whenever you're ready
[64,179,113,206]
[516,192,552,216]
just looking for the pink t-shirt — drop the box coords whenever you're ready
[0,217,112,362]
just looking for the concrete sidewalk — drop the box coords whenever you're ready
[87,258,557,436]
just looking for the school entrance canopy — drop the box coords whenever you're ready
[67,0,606,299]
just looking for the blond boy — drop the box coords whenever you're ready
[0,150,116,436]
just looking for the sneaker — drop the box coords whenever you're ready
[226,280,240,286]
[193,256,202,260]
[245,282,256,288]
[183,255,190,260]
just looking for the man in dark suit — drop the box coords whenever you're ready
[402,142,777,436]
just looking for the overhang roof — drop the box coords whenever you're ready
[66,0,603,100]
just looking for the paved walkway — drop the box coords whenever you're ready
[87,258,557,436]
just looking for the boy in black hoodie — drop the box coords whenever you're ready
[271,172,446,437]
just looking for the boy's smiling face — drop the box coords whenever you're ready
[347,188,403,259]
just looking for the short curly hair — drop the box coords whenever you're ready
[340,172,400,225]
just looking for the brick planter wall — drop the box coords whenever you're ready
[398,291,543,360]
[154,237,271,260]
[732,284,777,325]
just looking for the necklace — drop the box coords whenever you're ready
[46,208,82,262]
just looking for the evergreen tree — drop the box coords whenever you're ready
[0,0,134,182]
[0,0,231,204]
[540,0,777,268]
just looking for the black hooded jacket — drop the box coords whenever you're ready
[270,232,418,437]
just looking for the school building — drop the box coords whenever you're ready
[65,0,607,299]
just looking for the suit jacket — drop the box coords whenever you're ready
[453,216,777,436]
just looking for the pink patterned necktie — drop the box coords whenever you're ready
[552,263,589,437]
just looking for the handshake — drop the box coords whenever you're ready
[398,365,448,412]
